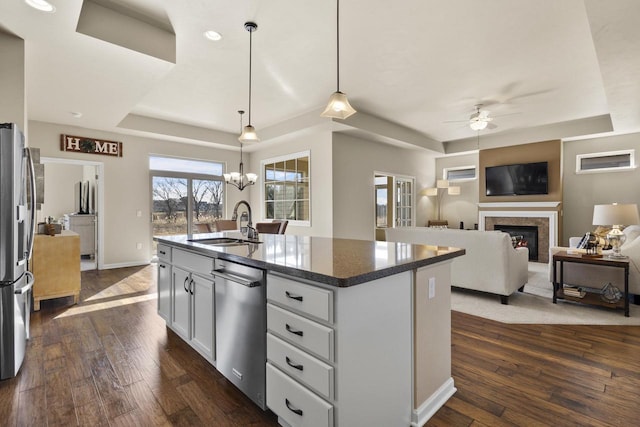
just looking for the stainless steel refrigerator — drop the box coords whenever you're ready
[0,123,36,380]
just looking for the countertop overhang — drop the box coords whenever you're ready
[155,232,465,287]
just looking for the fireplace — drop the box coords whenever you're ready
[478,203,560,264]
[495,224,539,261]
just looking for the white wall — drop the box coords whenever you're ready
[248,127,333,237]
[39,163,83,220]
[29,120,248,268]
[332,133,436,240]
[562,132,640,244]
[435,153,480,229]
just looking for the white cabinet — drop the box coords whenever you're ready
[191,274,214,357]
[171,266,192,339]
[266,272,413,427]
[157,244,172,322]
[64,214,96,257]
[169,250,215,362]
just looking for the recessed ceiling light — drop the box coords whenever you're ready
[25,0,56,13]
[204,30,222,41]
[70,111,83,118]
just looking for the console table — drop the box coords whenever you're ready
[552,251,629,317]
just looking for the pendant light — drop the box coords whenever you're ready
[239,22,260,143]
[224,110,257,190]
[321,0,356,119]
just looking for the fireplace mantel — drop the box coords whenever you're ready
[478,201,562,209]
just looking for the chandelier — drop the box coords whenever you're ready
[224,110,257,191]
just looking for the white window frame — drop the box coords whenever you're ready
[261,150,311,227]
[442,165,477,182]
[576,149,636,174]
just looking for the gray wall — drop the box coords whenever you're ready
[332,133,436,240]
[562,133,640,245]
[435,153,479,229]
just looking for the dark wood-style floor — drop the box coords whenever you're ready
[1,265,638,426]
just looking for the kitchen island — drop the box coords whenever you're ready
[155,232,465,427]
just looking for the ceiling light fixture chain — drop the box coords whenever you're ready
[335,0,340,93]
[239,22,260,143]
[320,0,357,119]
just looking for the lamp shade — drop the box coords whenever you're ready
[239,125,260,143]
[436,179,449,188]
[447,186,461,195]
[424,188,438,196]
[320,91,357,119]
[592,203,640,226]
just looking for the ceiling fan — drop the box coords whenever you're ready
[444,104,498,131]
[468,105,496,130]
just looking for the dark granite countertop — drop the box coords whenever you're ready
[155,232,465,287]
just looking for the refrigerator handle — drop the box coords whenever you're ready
[15,271,35,295]
[25,148,37,261]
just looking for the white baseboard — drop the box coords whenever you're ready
[411,377,457,427]
[100,260,150,270]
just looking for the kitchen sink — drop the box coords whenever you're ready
[188,237,261,247]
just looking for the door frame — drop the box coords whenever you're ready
[373,171,416,240]
[40,157,104,270]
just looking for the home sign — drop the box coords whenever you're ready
[60,134,123,157]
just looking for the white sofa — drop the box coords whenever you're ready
[385,227,529,304]
[549,225,640,300]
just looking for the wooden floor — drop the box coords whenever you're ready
[1,265,638,426]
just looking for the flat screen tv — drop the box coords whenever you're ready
[485,161,548,196]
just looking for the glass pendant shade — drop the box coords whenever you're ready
[321,91,357,119]
[239,125,260,143]
[470,120,488,131]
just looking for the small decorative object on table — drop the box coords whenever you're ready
[601,282,622,304]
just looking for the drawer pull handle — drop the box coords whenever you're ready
[285,324,304,337]
[285,291,303,302]
[285,398,303,416]
[159,264,166,269]
[285,356,304,371]
[159,250,166,255]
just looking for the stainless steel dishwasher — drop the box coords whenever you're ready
[213,258,267,409]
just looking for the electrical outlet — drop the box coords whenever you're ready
[136,242,142,250]
[428,277,436,299]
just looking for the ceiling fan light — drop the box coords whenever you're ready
[321,91,357,119]
[239,125,260,143]
[470,120,488,131]
[25,0,55,12]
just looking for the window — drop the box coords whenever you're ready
[443,165,476,182]
[150,156,225,243]
[263,151,310,225]
[576,150,636,174]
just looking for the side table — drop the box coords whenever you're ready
[552,251,629,317]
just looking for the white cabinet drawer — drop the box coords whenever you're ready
[267,333,334,400]
[267,304,334,362]
[173,249,214,277]
[266,363,333,427]
[267,274,333,323]
[157,244,171,262]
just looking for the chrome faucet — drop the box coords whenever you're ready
[231,200,258,239]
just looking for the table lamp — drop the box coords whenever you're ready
[592,203,640,259]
